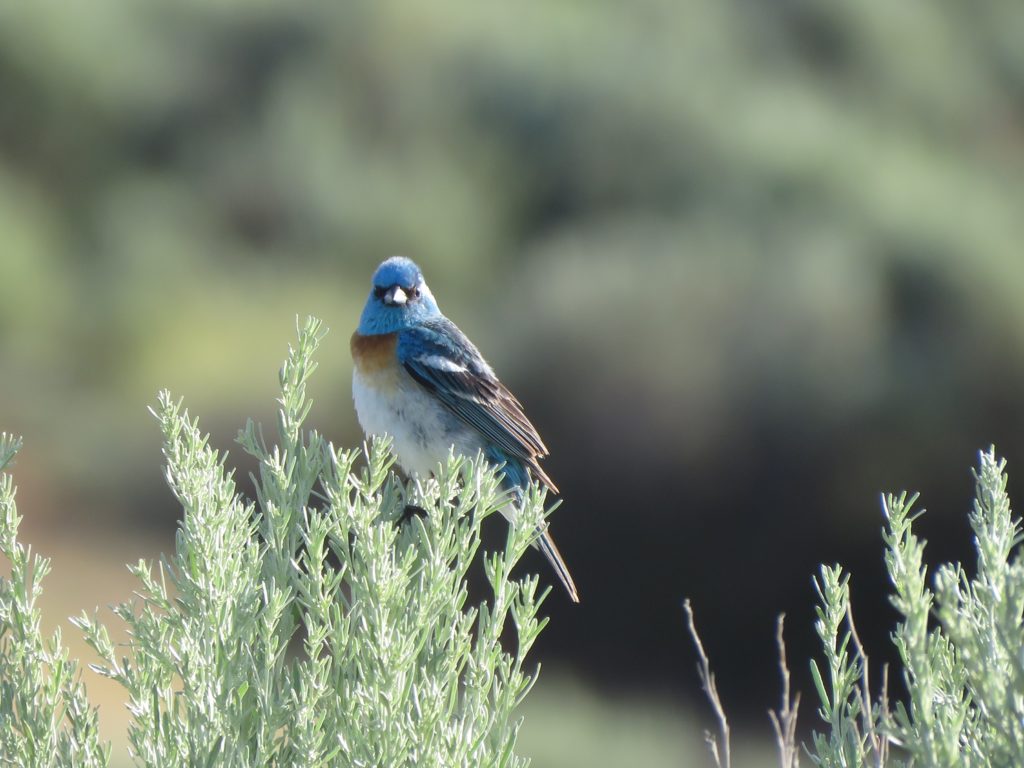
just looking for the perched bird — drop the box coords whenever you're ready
[351,256,579,602]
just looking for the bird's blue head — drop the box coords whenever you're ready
[357,256,441,335]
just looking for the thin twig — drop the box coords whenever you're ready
[768,614,801,768]
[847,601,888,766]
[878,663,892,764]
[683,599,731,768]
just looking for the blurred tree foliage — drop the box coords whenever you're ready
[2,0,1024,710]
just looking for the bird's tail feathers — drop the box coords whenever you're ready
[536,528,579,603]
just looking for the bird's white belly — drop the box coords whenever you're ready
[352,367,482,478]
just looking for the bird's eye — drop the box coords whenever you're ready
[409,286,420,299]
[374,287,386,299]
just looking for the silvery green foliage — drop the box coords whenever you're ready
[0,434,108,767]
[68,316,548,767]
[808,448,1024,768]
[691,448,1024,768]
[807,565,867,766]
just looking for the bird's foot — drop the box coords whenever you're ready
[397,503,428,527]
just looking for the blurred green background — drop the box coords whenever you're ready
[3,0,1024,763]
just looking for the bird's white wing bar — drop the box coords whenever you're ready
[415,354,469,373]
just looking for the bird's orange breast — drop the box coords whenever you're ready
[351,331,400,377]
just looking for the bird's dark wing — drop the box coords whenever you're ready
[397,317,557,491]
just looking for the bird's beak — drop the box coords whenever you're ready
[383,286,408,306]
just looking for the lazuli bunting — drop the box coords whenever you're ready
[351,256,579,603]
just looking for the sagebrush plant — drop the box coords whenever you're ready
[0,434,108,767]
[0,317,552,767]
[688,447,1024,767]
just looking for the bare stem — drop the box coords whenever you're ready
[848,601,889,767]
[768,614,801,768]
[683,599,731,768]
